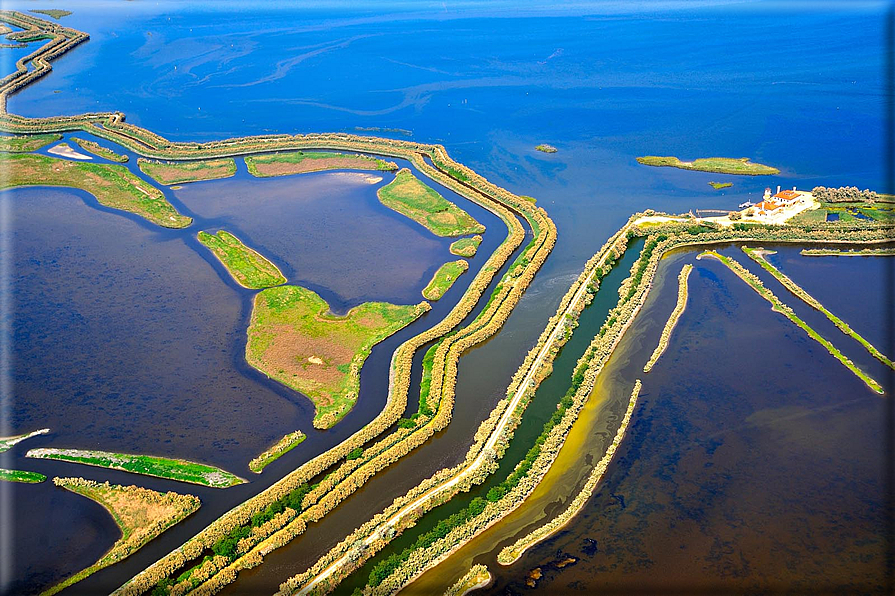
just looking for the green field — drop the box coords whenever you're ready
[71,137,129,163]
[377,168,485,237]
[0,469,46,483]
[248,430,307,473]
[423,260,469,301]
[637,156,779,175]
[0,133,61,152]
[138,158,237,185]
[1,153,191,228]
[197,230,287,289]
[246,285,429,428]
[26,449,245,488]
[43,478,200,596]
[245,150,397,177]
[449,235,482,257]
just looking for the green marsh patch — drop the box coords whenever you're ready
[246,285,429,428]
[70,137,129,163]
[0,469,46,483]
[422,259,469,301]
[0,133,61,152]
[377,168,485,237]
[637,156,779,175]
[198,230,286,289]
[138,157,236,185]
[26,449,245,488]
[245,150,397,177]
[449,235,482,257]
[0,153,191,228]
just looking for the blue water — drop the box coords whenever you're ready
[1,1,891,594]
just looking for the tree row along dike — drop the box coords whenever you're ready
[285,219,894,596]
[0,10,559,596]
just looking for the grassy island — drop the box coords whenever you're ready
[0,153,191,228]
[449,235,482,257]
[637,156,780,175]
[245,150,397,177]
[71,137,129,163]
[0,469,46,483]
[801,247,895,257]
[0,132,61,152]
[422,260,469,301]
[197,230,286,289]
[643,264,692,373]
[248,431,307,474]
[43,477,200,596]
[709,181,733,189]
[699,250,883,394]
[445,564,492,596]
[138,157,236,185]
[31,9,72,19]
[378,168,485,237]
[247,285,431,429]
[25,449,245,488]
[535,144,557,154]
[743,246,895,370]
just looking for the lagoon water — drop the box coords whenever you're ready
[1,1,891,594]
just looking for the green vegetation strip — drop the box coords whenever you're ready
[0,153,191,228]
[444,565,491,596]
[709,181,732,189]
[422,260,469,301]
[636,156,779,175]
[0,469,45,483]
[42,478,200,596]
[700,250,884,394]
[449,235,482,258]
[498,380,641,565]
[801,247,895,257]
[137,157,236,185]
[378,169,485,237]
[0,132,60,152]
[643,264,692,373]
[31,9,72,19]
[71,137,129,162]
[244,151,397,177]
[197,230,287,289]
[249,431,307,474]
[25,449,245,488]
[743,246,895,370]
[246,285,430,429]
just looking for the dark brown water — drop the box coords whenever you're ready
[473,247,892,595]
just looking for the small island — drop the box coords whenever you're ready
[0,427,49,452]
[244,150,397,177]
[0,153,192,228]
[378,168,485,237]
[31,9,72,20]
[248,430,307,474]
[801,247,895,257]
[423,260,469,301]
[71,137,129,163]
[0,469,46,483]
[637,156,779,175]
[43,477,200,596]
[709,181,732,189]
[26,448,246,488]
[535,144,557,153]
[0,132,61,152]
[197,230,287,289]
[246,285,430,429]
[449,235,482,257]
[138,157,237,185]
[47,142,92,160]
